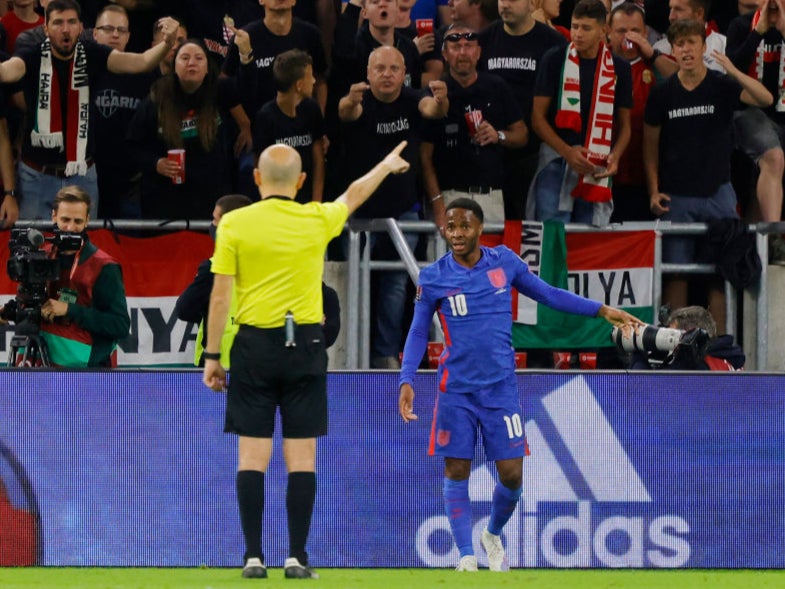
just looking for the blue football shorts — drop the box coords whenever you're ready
[429,373,529,461]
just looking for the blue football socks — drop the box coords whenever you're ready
[487,482,522,536]
[443,477,473,556]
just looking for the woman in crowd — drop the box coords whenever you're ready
[127,38,242,220]
[533,0,570,40]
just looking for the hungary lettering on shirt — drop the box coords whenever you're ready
[486,56,537,71]
[376,117,410,135]
[276,134,312,148]
[667,105,716,119]
[254,55,275,69]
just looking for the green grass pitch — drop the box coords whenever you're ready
[1,568,784,589]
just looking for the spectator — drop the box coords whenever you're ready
[151,15,187,77]
[254,49,326,204]
[14,0,53,53]
[478,0,568,221]
[396,0,444,84]
[421,23,527,240]
[726,1,785,262]
[607,1,673,222]
[529,0,632,226]
[127,39,240,220]
[0,0,44,54]
[331,0,422,100]
[653,0,727,71]
[0,1,181,220]
[643,19,772,330]
[532,0,571,39]
[447,0,497,32]
[0,82,17,227]
[0,186,130,367]
[338,45,448,368]
[222,0,328,119]
[91,4,156,219]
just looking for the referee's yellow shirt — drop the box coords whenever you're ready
[211,197,348,328]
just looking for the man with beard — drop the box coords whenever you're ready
[0,186,130,367]
[0,0,181,220]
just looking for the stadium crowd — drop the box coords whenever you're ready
[0,0,778,367]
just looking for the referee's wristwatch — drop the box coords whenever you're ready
[203,351,221,361]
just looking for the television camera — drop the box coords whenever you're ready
[1,227,83,366]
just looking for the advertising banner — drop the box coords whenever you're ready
[0,372,782,568]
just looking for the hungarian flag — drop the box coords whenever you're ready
[511,222,655,349]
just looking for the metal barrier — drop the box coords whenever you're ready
[344,219,774,371]
[15,218,773,370]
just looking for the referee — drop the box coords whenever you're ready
[203,141,410,579]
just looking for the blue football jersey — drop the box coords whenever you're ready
[399,246,602,392]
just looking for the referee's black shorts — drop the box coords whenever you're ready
[224,323,328,438]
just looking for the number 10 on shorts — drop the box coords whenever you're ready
[503,413,524,439]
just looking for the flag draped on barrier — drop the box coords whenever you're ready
[0,230,215,366]
[511,222,655,349]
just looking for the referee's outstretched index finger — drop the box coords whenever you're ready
[391,140,408,156]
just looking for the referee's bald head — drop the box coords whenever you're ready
[255,144,306,199]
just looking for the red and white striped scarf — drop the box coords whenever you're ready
[31,39,90,175]
[556,42,616,203]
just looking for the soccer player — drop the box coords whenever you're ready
[398,198,642,572]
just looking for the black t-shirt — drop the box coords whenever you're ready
[478,20,567,151]
[253,97,325,204]
[91,71,156,170]
[222,18,327,118]
[423,73,522,189]
[726,13,785,125]
[644,71,743,197]
[341,86,424,219]
[17,39,113,165]
[534,45,633,147]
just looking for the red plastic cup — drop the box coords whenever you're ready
[416,18,433,37]
[167,149,185,184]
[464,110,483,137]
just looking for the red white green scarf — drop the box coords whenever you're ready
[750,10,785,112]
[556,42,616,203]
[31,38,90,175]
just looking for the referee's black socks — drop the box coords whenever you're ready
[287,471,316,565]
[237,470,265,562]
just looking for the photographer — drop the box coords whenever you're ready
[1,186,130,367]
[626,305,745,371]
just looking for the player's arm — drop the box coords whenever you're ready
[398,286,437,423]
[203,272,233,392]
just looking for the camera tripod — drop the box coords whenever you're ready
[7,313,52,367]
